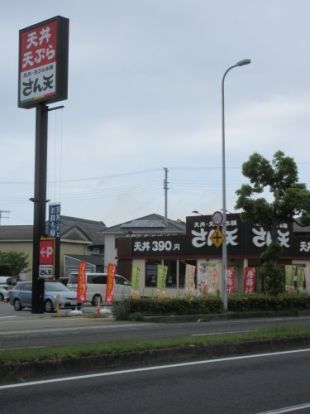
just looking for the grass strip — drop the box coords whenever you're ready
[1,325,310,364]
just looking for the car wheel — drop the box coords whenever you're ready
[44,299,54,313]
[14,298,22,311]
[0,293,4,302]
[92,294,102,306]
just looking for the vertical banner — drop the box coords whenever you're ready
[197,260,208,295]
[157,264,168,290]
[305,267,310,293]
[77,261,87,303]
[48,203,61,278]
[106,263,116,305]
[197,260,220,295]
[244,267,256,293]
[296,266,305,291]
[285,265,305,293]
[185,264,196,296]
[131,262,141,298]
[48,203,61,237]
[227,265,235,295]
[285,265,295,293]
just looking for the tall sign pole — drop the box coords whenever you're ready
[18,16,69,313]
[31,103,48,312]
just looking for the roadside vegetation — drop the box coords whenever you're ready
[0,250,28,277]
[235,151,310,295]
[1,325,310,364]
[112,294,310,320]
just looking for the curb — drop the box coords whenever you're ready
[2,335,310,385]
[142,309,310,323]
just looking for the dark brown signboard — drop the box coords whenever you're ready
[127,214,310,259]
[18,16,69,109]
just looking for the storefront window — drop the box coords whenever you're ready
[145,260,198,289]
[164,260,177,288]
[145,261,161,287]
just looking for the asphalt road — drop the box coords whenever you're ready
[1,348,310,414]
[1,302,310,350]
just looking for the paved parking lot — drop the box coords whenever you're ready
[0,299,110,317]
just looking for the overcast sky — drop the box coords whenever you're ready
[1,0,309,227]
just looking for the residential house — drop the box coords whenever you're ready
[0,216,106,279]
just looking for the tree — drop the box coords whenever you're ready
[235,151,310,294]
[0,251,29,276]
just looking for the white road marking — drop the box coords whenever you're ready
[191,329,254,336]
[257,402,310,413]
[0,323,152,336]
[0,346,45,352]
[0,316,17,319]
[0,347,309,390]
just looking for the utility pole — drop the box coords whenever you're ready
[0,210,10,225]
[163,167,169,223]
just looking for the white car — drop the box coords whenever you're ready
[67,272,131,306]
[0,285,10,302]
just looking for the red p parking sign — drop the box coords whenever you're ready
[39,238,55,266]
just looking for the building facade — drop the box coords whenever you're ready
[0,216,106,279]
[116,214,310,297]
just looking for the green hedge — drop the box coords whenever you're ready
[112,294,310,320]
[228,293,310,312]
[112,296,222,319]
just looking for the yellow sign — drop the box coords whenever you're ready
[211,228,225,247]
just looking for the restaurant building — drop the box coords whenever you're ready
[116,214,310,297]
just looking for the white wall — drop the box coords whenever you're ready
[103,234,117,270]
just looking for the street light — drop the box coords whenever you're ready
[221,59,251,312]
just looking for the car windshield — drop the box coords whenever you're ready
[45,282,70,292]
[68,274,78,284]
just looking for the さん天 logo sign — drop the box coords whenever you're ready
[18,16,69,109]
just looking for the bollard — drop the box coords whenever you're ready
[55,294,61,313]
[96,296,101,317]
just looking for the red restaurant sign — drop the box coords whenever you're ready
[18,16,69,108]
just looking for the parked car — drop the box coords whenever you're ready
[0,276,16,286]
[59,277,69,286]
[0,285,10,302]
[9,280,80,313]
[67,272,131,306]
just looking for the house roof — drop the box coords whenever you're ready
[0,225,33,241]
[64,254,104,266]
[102,213,186,236]
[0,216,106,244]
[59,216,106,244]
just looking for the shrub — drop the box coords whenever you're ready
[113,297,222,319]
[128,312,144,321]
[112,301,131,320]
[228,293,310,312]
[112,294,310,320]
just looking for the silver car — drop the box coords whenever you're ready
[0,285,10,302]
[9,280,80,312]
